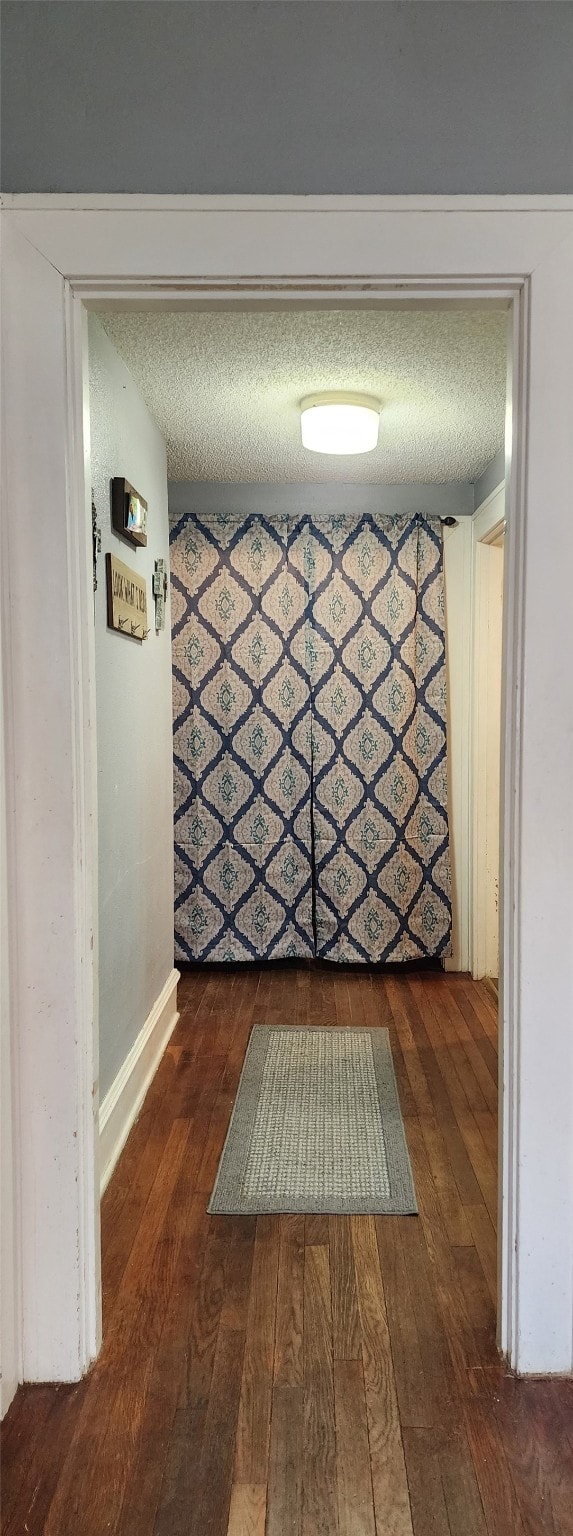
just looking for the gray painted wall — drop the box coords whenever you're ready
[168,481,474,522]
[89,317,174,1099]
[473,447,506,510]
[2,3,573,194]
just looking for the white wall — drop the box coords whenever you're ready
[89,317,174,1102]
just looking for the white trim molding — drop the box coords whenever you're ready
[3,194,573,212]
[470,484,506,982]
[99,970,179,1197]
[2,196,573,1381]
[2,221,101,1384]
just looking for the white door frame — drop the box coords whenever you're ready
[2,195,573,1381]
[471,484,506,981]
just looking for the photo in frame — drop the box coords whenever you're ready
[111,477,148,547]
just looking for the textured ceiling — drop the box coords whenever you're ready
[97,308,507,484]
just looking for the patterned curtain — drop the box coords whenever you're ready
[170,510,452,965]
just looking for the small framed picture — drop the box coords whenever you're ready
[112,477,148,547]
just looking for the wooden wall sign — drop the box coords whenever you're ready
[106,553,149,640]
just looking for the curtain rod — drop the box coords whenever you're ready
[170,507,459,528]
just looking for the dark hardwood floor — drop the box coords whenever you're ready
[3,964,573,1535]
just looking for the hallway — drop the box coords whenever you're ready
[2,966,572,1535]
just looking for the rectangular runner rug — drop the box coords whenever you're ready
[208,1025,417,1215]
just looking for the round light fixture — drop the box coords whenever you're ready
[300,392,381,456]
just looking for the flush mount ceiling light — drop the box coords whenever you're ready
[300,391,382,455]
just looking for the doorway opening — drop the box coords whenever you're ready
[4,182,573,1536]
[8,195,573,1400]
[85,295,508,1276]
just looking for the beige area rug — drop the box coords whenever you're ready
[208,1025,417,1215]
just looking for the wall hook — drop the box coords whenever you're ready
[130,621,140,636]
[118,616,128,629]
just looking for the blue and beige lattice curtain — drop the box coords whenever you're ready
[170,511,452,965]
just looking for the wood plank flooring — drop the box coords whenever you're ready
[3,964,573,1535]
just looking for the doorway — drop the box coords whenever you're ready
[94,300,506,982]
[3,196,573,1390]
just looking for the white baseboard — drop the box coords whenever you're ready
[99,968,180,1196]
